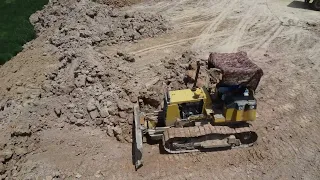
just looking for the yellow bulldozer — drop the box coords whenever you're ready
[133,52,263,169]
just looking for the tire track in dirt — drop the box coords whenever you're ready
[191,0,237,50]
[249,23,284,55]
[235,16,275,47]
[131,31,228,56]
[217,0,259,52]
[130,0,239,57]
[267,109,319,164]
[201,0,235,34]
[146,146,274,180]
[102,163,131,179]
[180,20,210,28]
[276,139,294,158]
[281,134,300,156]
[154,149,250,173]
[171,0,222,22]
[130,1,230,57]
[179,14,216,28]
[156,0,188,13]
[131,36,198,55]
[258,123,300,163]
[173,0,229,26]
[278,103,295,113]
[228,17,261,52]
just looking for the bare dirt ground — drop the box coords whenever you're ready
[95,0,145,7]
[0,0,320,179]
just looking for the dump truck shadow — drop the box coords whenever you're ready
[287,1,311,10]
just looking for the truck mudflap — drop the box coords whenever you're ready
[133,104,143,170]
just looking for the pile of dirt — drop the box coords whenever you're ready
[0,91,51,179]
[0,0,170,178]
[30,0,168,45]
[28,0,169,143]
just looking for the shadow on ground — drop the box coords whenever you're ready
[287,0,311,9]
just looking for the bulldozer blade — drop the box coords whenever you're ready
[133,104,143,170]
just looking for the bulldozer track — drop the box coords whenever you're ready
[163,123,257,154]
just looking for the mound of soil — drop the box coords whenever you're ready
[0,0,170,177]
[29,0,169,142]
[30,0,168,44]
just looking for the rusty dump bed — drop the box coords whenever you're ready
[208,51,263,91]
[163,123,257,153]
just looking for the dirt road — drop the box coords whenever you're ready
[1,0,320,179]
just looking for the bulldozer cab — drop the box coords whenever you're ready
[163,88,212,126]
[214,84,257,122]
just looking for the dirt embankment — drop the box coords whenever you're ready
[1,0,320,179]
[0,0,170,178]
[0,1,219,175]
[0,0,218,176]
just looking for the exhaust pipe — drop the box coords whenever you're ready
[192,61,201,91]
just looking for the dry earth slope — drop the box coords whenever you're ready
[0,0,320,179]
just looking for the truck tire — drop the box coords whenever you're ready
[312,0,320,10]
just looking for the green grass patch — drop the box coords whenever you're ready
[0,0,48,65]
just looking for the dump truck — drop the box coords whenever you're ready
[133,52,263,169]
[305,0,320,10]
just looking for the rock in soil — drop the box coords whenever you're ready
[75,119,86,126]
[0,163,5,175]
[11,126,32,137]
[117,100,132,111]
[0,150,13,162]
[106,125,114,137]
[54,107,62,117]
[87,98,97,112]
[14,147,28,156]
[113,126,122,135]
[89,110,100,119]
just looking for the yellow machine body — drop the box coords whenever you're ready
[165,88,212,126]
[224,107,256,122]
[164,87,256,126]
